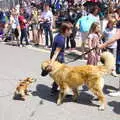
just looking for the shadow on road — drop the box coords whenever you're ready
[103,85,118,94]
[32,84,98,108]
[32,84,57,103]
[108,101,120,114]
[77,92,99,107]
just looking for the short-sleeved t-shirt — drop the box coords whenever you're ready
[18,15,26,29]
[103,28,117,49]
[50,33,65,63]
[88,33,99,48]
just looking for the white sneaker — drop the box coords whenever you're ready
[19,44,23,48]
[108,91,120,97]
[111,71,118,77]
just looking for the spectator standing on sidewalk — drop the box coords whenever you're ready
[18,9,29,47]
[31,7,39,46]
[10,8,20,46]
[66,8,77,50]
[40,3,53,48]
[38,10,44,45]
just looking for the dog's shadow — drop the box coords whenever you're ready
[32,84,98,107]
[108,101,120,114]
[76,92,99,107]
[103,84,118,94]
[32,84,57,103]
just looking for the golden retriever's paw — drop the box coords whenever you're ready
[57,99,62,105]
[21,96,26,101]
[26,92,32,96]
[98,104,105,111]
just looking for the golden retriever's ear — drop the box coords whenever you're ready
[46,65,52,72]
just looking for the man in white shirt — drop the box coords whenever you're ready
[40,3,53,48]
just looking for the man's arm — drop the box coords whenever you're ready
[99,29,120,49]
[50,48,61,64]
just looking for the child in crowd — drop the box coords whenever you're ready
[103,19,118,77]
[87,22,101,65]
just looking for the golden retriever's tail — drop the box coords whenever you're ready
[100,51,115,71]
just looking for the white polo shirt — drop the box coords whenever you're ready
[41,10,53,24]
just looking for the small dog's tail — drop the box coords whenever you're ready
[100,51,115,72]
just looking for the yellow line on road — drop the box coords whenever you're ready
[27,46,50,53]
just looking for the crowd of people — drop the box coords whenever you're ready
[0,0,120,96]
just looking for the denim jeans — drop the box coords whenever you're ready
[42,23,53,46]
[20,28,29,45]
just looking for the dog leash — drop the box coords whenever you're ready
[65,46,98,64]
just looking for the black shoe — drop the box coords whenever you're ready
[34,44,40,47]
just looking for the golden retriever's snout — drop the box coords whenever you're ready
[41,69,49,76]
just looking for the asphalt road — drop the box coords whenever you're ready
[0,43,120,120]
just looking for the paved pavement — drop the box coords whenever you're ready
[0,43,120,120]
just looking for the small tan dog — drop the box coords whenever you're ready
[41,52,115,110]
[14,77,35,100]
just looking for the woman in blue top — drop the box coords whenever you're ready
[50,22,73,94]
[99,20,120,96]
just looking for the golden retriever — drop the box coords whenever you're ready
[14,77,35,100]
[41,52,115,110]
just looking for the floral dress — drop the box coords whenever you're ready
[87,33,100,65]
